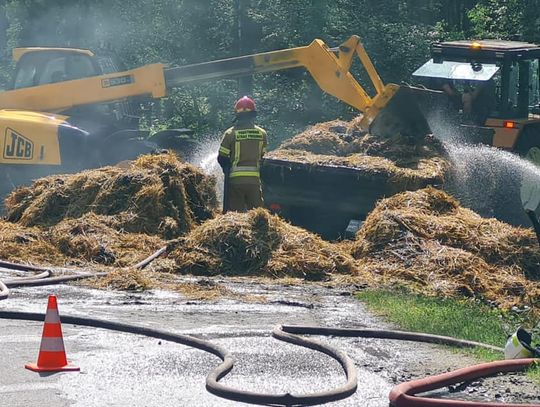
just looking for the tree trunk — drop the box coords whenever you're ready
[236,0,253,97]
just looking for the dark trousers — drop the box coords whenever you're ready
[227,182,263,212]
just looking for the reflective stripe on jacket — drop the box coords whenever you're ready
[219,125,267,180]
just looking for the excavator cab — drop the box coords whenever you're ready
[412,40,540,152]
[10,47,146,130]
[11,48,100,89]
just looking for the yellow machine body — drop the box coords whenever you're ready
[0,63,167,113]
[0,110,66,165]
[485,117,536,150]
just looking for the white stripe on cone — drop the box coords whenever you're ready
[39,337,66,352]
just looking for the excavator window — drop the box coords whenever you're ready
[11,51,100,90]
[529,59,540,115]
[498,60,538,118]
[13,62,36,89]
[40,57,67,84]
[65,55,96,80]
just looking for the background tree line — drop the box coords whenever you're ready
[0,0,539,147]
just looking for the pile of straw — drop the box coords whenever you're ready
[353,187,540,308]
[50,213,165,266]
[278,120,355,155]
[5,152,218,239]
[0,215,165,268]
[1,151,216,273]
[266,118,449,186]
[170,208,355,280]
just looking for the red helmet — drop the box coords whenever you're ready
[234,96,256,113]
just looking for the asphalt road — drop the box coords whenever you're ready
[0,278,537,406]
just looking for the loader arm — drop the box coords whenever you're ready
[164,35,387,116]
[164,35,428,136]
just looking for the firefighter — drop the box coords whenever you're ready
[218,96,268,212]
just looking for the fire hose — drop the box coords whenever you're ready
[0,245,167,301]
[0,257,538,406]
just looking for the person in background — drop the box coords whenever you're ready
[441,80,463,110]
[218,96,268,212]
[461,79,496,125]
[440,79,495,125]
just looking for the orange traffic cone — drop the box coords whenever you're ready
[25,295,80,372]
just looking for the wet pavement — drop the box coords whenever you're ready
[0,277,538,406]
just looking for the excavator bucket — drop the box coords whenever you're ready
[368,83,460,141]
[368,85,433,140]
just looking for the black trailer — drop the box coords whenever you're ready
[261,157,442,239]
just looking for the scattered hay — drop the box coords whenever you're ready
[90,268,155,291]
[49,213,166,266]
[170,208,355,280]
[5,151,218,238]
[266,149,448,187]
[166,280,247,301]
[353,187,540,308]
[0,219,66,265]
[266,117,449,187]
[279,120,354,155]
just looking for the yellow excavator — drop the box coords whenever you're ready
[0,35,430,196]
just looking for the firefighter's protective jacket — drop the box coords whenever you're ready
[219,124,268,184]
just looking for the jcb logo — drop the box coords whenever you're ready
[3,128,33,160]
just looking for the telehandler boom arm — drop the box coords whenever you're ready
[164,35,381,113]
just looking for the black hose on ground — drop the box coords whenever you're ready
[0,260,106,300]
[207,325,358,406]
[0,262,53,300]
[0,280,8,301]
[0,243,168,300]
[4,272,107,288]
[3,270,52,282]
[0,259,48,272]
[0,311,357,406]
[280,325,504,352]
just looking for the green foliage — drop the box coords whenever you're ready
[468,0,523,39]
